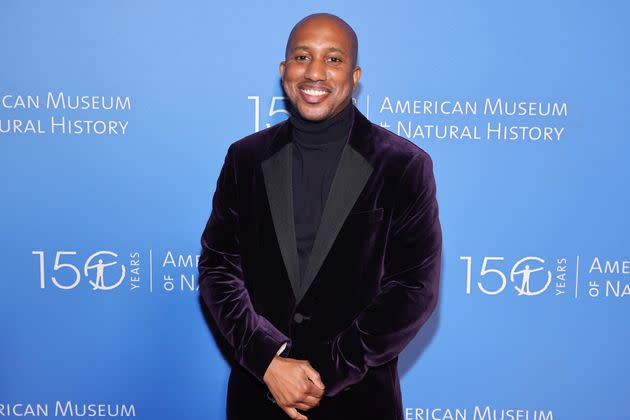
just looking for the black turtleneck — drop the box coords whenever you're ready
[289,102,354,286]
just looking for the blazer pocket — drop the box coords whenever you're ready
[346,207,384,223]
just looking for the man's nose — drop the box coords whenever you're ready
[304,58,326,81]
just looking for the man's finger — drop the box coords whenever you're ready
[284,407,307,420]
[304,381,325,398]
[303,366,325,390]
[293,402,314,411]
[302,375,325,398]
[297,394,321,409]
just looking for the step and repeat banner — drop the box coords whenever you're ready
[1,1,628,419]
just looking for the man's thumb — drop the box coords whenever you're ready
[286,407,307,420]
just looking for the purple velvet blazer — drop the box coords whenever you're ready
[199,106,442,420]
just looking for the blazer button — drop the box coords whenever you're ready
[293,312,304,323]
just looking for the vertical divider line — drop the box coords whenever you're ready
[574,255,580,298]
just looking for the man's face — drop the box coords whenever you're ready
[280,17,361,122]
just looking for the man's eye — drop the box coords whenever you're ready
[295,55,308,61]
[328,57,342,63]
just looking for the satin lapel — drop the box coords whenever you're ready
[296,144,373,304]
[261,143,301,301]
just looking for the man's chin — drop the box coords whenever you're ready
[294,105,332,122]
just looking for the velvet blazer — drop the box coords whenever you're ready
[199,106,442,420]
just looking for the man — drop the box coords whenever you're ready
[199,13,441,420]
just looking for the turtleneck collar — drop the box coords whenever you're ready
[289,101,354,147]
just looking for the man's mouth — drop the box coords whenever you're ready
[301,88,327,96]
[299,87,330,104]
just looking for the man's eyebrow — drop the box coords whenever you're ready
[290,45,347,54]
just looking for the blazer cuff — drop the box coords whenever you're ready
[241,324,291,383]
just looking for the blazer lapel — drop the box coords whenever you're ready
[261,141,302,301]
[261,108,374,305]
[297,144,373,303]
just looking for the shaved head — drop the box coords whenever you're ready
[285,13,358,67]
[280,13,361,121]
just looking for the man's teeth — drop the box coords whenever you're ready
[301,89,327,96]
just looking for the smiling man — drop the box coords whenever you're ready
[280,14,360,122]
[199,13,442,420]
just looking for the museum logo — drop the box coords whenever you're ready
[460,255,629,299]
[32,249,199,294]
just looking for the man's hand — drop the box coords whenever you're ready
[263,355,325,420]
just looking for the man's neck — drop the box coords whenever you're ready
[289,102,354,146]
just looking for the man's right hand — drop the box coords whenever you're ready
[263,355,325,420]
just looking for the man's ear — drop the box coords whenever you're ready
[352,66,362,90]
[279,61,286,78]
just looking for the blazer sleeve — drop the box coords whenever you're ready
[308,151,442,396]
[198,143,291,383]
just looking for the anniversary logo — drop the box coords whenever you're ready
[460,255,629,299]
[32,249,199,294]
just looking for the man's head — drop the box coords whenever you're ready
[280,13,361,122]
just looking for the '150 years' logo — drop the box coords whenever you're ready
[460,256,553,296]
[33,251,126,290]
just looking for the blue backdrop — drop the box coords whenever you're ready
[1,1,628,419]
